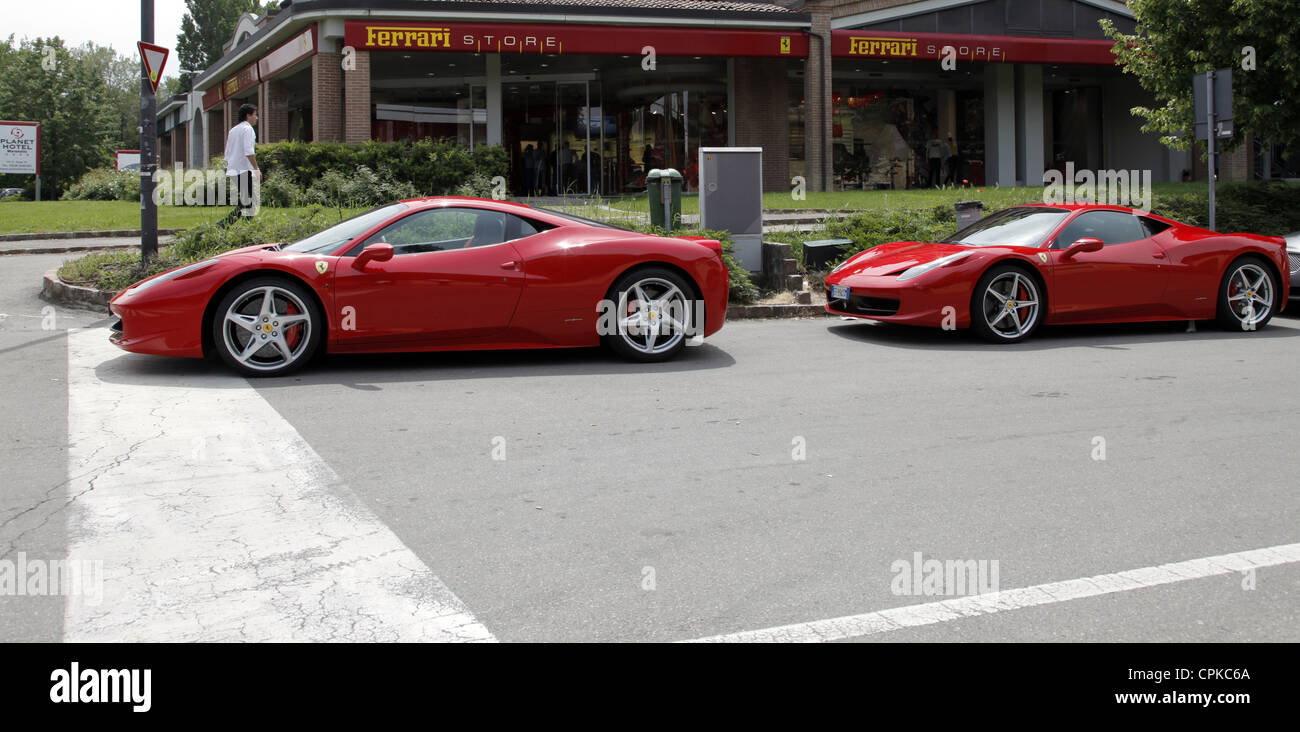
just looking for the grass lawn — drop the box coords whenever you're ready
[0,200,234,235]
[580,181,1211,216]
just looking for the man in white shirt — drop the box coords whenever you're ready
[221,103,260,225]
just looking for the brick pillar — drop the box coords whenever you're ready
[344,49,371,142]
[263,80,290,142]
[174,127,187,169]
[804,7,833,192]
[733,57,790,192]
[208,109,224,160]
[313,51,343,141]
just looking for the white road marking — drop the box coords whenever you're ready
[687,542,1300,643]
[64,328,495,642]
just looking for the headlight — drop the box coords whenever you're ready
[126,258,220,295]
[897,251,971,280]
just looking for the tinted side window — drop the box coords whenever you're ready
[1139,216,1172,237]
[358,208,507,255]
[1054,211,1146,247]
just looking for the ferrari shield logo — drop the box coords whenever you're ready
[1038,253,1048,263]
[780,36,791,54]
[315,260,328,274]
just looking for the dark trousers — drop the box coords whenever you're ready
[928,158,942,187]
[219,172,256,227]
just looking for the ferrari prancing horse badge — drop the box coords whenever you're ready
[315,260,328,274]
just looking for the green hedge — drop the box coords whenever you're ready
[58,206,362,292]
[1151,182,1300,235]
[60,168,140,202]
[255,139,508,196]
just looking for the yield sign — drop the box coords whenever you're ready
[137,41,170,94]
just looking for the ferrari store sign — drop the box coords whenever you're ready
[0,121,39,175]
[344,21,807,58]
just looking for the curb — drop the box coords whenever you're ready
[41,270,114,313]
[1,242,141,256]
[0,229,182,243]
[727,303,832,319]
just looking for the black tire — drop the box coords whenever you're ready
[969,264,1044,343]
[1215,256,1279,332]
[601,267,696,362]
[211,276,323,377]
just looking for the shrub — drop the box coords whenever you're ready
[61,167,140,202]
[820,207,957,267]
[255,138,507,196]
[169,206,349,262]
[454,171,498,198]
[1152,182,1300,234]
[259,169,303,208]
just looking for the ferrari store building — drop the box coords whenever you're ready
[166,0,1195,194]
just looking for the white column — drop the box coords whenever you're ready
[486,54,502,146]
[1016,64,1044,187]
[983,64,1016,187]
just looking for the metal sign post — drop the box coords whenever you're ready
[1207,71,1216,231]
[1193,68,1233,232]
[139,0,159,263]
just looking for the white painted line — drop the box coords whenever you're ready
[686,542,1300,643]
[64,328,495,642]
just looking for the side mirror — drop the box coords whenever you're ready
[353,242,393,268]
[1062,237,1104,259]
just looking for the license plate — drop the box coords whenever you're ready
[830,284,850,300]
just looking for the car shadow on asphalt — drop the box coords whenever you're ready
[826,311,1300,351]
[94,340,737,389]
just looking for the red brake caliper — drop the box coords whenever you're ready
[284,301,302,349]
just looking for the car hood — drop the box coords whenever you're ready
[833,241,972,277]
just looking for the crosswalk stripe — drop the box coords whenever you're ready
[685,542,1300,643]
[64,328,495,642]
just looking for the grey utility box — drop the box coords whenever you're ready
[699,147,763,272]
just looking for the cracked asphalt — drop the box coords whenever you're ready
[2,250,1298,642]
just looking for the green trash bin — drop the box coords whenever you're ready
[647,168,683,232]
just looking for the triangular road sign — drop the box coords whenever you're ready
[137,41,169,94]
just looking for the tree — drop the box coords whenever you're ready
[175,0,272,92]
[1102,0,1300,157]
[0,36,117,197]
[81,43,140,153]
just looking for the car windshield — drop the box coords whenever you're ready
[281,203,409,253]
[944,206,1070,248]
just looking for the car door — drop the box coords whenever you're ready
[1046,210,1170,322]
[332,207,529,347]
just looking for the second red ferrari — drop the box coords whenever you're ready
[825,204,1290,342]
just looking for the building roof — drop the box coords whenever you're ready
[423,0,795,10]
[194,0,809,90]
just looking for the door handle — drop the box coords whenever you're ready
[500,260,520,270]
[1152,252,1166,259]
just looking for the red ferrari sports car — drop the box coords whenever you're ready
[109,197,728,375]
[825,204,1290,342]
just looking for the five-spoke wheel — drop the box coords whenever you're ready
[1216,258,1277,331]
[603,268,695,362]
[212,278,322,376]
[971,266,1042,343]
